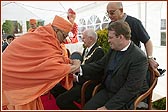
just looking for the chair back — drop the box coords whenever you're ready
[133,66,160,110]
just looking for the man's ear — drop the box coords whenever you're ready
[67,16,69,19]
[119,34,124,39]
[119,8,123,13]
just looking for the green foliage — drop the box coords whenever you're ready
[2,20,23,34]
[17,23,23,33]
[2,20,14,34]
[37,20,44,26]
[96,29,110,53]
[26,21,30,31]
[153,97,166,110]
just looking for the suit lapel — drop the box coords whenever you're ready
[86,43,98,56]
[82,43,98,64]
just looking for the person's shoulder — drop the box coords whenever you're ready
[91,44,104,54]
[96,47,104,52]
[130,42,146,56]
[93,44,103,50]
[97,46,104,50]
[2,42,8,47]
[126,15,141,23]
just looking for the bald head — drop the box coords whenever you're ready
[106,2,124,22]
[107,2,123,9]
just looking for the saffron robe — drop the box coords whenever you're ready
[2,24,73,110]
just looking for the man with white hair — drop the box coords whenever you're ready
[55,28,104,109]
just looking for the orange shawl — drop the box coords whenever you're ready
[28,28,36,32]
[2,24,73,110]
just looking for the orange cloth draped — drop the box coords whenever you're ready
[2,24,73,110]
[52,16,72,33]
[28,28,36,32]
[59,43,73,90]
[60,43,69,58]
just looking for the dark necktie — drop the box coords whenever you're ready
[84,49,89,57]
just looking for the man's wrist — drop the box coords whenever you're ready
[148,56,153,59]
[148,56,156,60]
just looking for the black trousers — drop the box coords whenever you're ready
[50,83,67,98]
[83,89,110,110]
[56,83,96,110]
[83,88,137,110]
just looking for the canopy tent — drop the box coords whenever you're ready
[1,1,95,24]
[1,1,96,33]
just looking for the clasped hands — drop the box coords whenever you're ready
[70,59,81,74]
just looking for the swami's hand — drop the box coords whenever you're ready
[70,59,81,73]
[72,59,81,66]
[72,74,77,82]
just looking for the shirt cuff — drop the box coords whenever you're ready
[76,75,79,82]
[79,66,83,76]
[73,74,79,82]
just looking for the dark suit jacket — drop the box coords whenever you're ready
[78,43,104,84]
[81,41,148,109]
[2,42,8,52]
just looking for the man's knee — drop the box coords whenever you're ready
[56,96,65,106]
[56,95,72,107]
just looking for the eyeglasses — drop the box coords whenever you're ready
[106,9,119,16]
[108,34,120,39]
[108,35,117,39]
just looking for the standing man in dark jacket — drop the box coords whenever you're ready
[55,29,104,109]
[80,21,148,110]
[106,2,158,70]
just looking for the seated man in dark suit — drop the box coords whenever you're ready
[76,21,149,110]
[52,29,104,109]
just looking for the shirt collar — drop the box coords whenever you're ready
[86,42,96,52]
[121,40,131,51]
[6,41,9,45]
[115,13,127,22]
[121,13,127,21]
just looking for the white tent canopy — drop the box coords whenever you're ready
[2,2,38,21]
[1,1,96,33]
[1,1,95,23]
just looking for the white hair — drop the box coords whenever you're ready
[84,29,98,41]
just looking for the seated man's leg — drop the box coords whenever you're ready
[56,84,82,110]
[50,83,67,98]
[83,89,109,110]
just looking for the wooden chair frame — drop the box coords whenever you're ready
[80,80,99,108]
[133,67,160,110]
